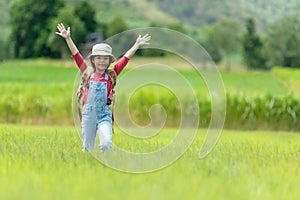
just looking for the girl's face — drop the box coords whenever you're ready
[92,55,111,73]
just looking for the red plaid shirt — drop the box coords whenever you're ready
[72,52,129,103]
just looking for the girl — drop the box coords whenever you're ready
[56,23,151,152]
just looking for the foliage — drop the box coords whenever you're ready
[242,18,268,70]
[3,0,299,41]
[167,22,187,34]
[5,0,300,67]
[105,17,129,38]
[104,17,136,58]
[0,38,12,61]
[264,12,300,68]
[0,79,297,131]
[74,0,97,35]
[201,40,222,63]
[47,7,87,59]
[9,0,65,58]
[204,19,241,53]
[226,94,300,131]
[147,0,299,29]
[0,0,12,60]
[203,18,241,66]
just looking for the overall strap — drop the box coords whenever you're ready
[105,72,109,81]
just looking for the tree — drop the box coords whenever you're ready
[201,40,222,63]
[47,7,87,59]
[167,23,187,34]
[203,19,240,70]
[9,0,64,58]
[264,13,300,68]
[74,0,97,42]
[103,17,133,58]
[242,18,268,70]
[105,17,129,38]
[0,38,13,61]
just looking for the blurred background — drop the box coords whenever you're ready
[0,0,299,69]
[0,0,300,130]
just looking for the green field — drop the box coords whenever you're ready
[0,58,292,96]
[0,124,299,200]
[0,58,298,129]
[0,58,300,199]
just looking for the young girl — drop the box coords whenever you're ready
[56,23,151,152]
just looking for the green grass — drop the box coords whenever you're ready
[0,58,292,95]
[0,59,77,83]
[0,124,299,200]
[272,66,300,95]
[221,71,290,96]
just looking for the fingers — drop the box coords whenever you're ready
[56,23,67,32]
[58,23,65,30]
[142,34,151,42]
[55,23,71,38]
[142,34,150,38]
[139,34,151,45]
[57,23,62,31]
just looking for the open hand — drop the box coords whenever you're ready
[55,23,70,39]
[135,34,151,47]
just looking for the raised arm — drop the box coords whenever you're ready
[124,34,151,59]
[56,23,88,73]
[55,23,78,55]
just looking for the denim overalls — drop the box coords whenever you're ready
[81,72,112,152]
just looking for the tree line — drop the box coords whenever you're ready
[202,12,300,70]
[3,0,300,70]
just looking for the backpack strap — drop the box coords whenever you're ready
[106,68,117,88]
[77,66,94,122]
[82,66,94,87]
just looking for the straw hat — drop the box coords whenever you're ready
[88,43,116,62]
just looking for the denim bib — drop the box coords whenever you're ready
[83,72,112,124]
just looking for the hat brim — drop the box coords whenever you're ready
[88,51,116,62]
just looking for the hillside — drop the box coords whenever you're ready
[1,0,299,41]
[66,0,179,27]
[148,0,299,29]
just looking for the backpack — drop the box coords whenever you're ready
[77,67,117,122]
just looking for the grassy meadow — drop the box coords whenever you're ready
[0,125,299,200]
[0,57,300,199]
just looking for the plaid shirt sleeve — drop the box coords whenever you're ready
[113,56,130,76]
[72,52,88,73]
